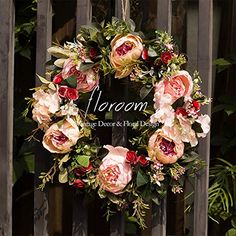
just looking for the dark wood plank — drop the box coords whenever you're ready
[193,0,213,236]
[157,0,172,33]
[34,1,52,236]
[151,198,167,236]
[76,0,92,32]
[150,1,172,236]
[72,1,92,236]
[110,2,130,235]
[72,194,88,236]
[0,1,14,235]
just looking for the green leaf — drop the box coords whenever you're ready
[226,228,236,236]
[61,75,77,88]
[97,148,109,159]
[54,58,66,68]
[127,19,136,31]
[58,154,70,170]
[36,74,50,84]
[136,170,149,187]
[148,47,158,57]
[79,63,95,72]
[47,46,70,58]
[213,58,231,73]
[19,48,31,60]
[58,169,68,183]
[75,155,90,167]
[231,218,236,228]
[192,122,203,133]
[172,97,184,110]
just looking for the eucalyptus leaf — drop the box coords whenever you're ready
[148,47,158,57]
[54,58,66,68]
[75,155,90,167]
[36,74,50,84]
[79,63,95,72]
[47,46,70,58]
[226,228,236,236]
[58,169,68,183]
[48,82,56,91]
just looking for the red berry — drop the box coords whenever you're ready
[142,48,149,60]
[161,51,172,64]
[126,150,138,164]
[138,155,149,167]
[73,179,85,188]
[53,73,63,84]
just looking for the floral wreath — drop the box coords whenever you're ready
[25,18,210,228]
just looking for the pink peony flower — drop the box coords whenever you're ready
[97,145,132,194]
[110,34,143,79]
[148,129,184,164]
[42,118,81,153]
[61,58,99,93]
[32,89,60,127]
[163,70,193,103]
[153,71,193,109]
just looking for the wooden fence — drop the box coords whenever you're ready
[0,0,212,235]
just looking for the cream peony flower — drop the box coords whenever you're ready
[110,34,143,79]
[148,129,184,164]
[32,89,60,128]
[42,118,81,153]
[97,145,132,194]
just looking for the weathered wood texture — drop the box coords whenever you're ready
[109,2,130,235]
[76,0,92,32]
[151,198,167,236]
[193,0,213,236]
[150,1,172,235]
[157,0,172,33]
[72,1,92,236]
[34,1,52,236]
[0,0,14,235]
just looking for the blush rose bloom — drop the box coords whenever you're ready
[110,34,143,79]
[153,70,193,108]
[32,89,60,128]
[97,145,132,194]
[42,118,81,153]
[148,130,184,164]
[61,58,99,93]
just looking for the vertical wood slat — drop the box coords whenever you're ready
[194,0,213,236]
[151,1,172,236]
[34,1,52,236]
[0,0,14,235]
[76,0,92,33]
[72,1,92,236]
[157,0,172,33]
[109,2,130,236]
